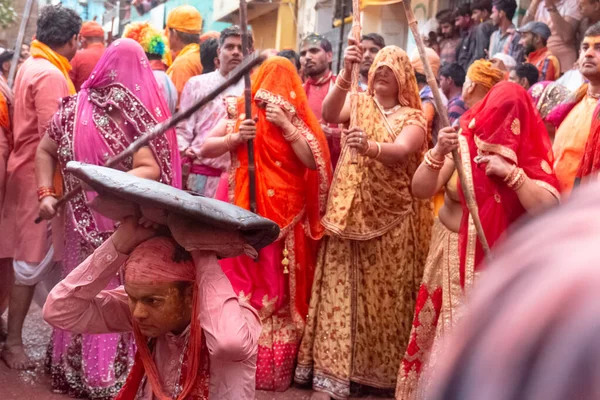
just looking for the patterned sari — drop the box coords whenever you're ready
[46,39,181,399]
[217,56,332,391]
[295,46,433,399]
[397,82,560,399]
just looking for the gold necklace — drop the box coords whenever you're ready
[587,88,600,99]
[375,99,401,115]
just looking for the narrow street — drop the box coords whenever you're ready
[0,306,391,400]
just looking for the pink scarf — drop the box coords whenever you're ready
[76,38,181,191]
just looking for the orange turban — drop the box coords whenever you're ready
[80,21,105,38]
[467,59,505,90]
[410,47,441,77]
[166,5,202,35]
[200,31,220,43]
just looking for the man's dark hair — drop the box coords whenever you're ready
[36,5,82,48]
[414,71,428,85]
[436,9,454,25]
[361,33,386,49]
[453,3,471,18]
[472,0,493,13]
[200,38,219,73]
[219,25,254,49]
[0,50,14,65]
[585,21,600,37]
[301,33,333,53]
[515,63,539,86]
[170,29,200,45]
[440,63,466,87]
[493,0,518,21]
[278,49,301,70]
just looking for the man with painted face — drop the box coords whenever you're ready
[518,21,560,81]
[359,33,385,90]
[551,22,600,194]
[43,205,263,399]
[176,26,250,197]
[301,33,343,168]
[437,9,462,65]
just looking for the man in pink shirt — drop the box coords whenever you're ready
[177,26,248,197]
[44,214,262,399]
[0,4,81,370]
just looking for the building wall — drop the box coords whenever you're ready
[251,7,278,49]
[129,0,229,32]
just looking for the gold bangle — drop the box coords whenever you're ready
[335,76,351,92]
[373,142,382,159]
[424,150,444,171]
[283,128,302,143]
[337,69,351,85]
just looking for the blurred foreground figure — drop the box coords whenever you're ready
[427,181,600,400]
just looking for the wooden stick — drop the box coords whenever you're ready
[239,0,258,214]
[400,0,492,257]
[348,0,361,164]
[8,0,34,88]
[34,53,266,224]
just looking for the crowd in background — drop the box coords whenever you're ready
[1,2,600,400]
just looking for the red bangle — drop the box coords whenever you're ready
[37,186,57,201]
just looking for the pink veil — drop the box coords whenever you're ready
[76,38,181,188]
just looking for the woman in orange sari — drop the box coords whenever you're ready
[199,56,332,391]
[397,81,561,399]
[295,44,433,399]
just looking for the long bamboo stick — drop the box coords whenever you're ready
[348,0,361,164]
[239,0,258,214]
[8,0,34,88]
[400,0,492,257]
[34,52,266,224]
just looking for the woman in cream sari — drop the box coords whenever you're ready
[295,44,433,399]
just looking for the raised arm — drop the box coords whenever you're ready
[412,126,459,198]
[475,154,559,214]
[321,38,362,124]
[43,217,156,334]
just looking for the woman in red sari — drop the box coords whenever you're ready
[199,56,332,391]
[397,81,560,398]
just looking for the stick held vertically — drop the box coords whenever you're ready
[239,0,258,214]
[399,0,492,257]
[348,0,361,164]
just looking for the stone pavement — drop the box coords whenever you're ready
[0,305,392,400]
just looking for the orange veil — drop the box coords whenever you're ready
[230,56,332,240]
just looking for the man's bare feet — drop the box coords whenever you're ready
[310,392,331,400]
[1,344,35,370]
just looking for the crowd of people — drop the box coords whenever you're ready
[0,1,600,400]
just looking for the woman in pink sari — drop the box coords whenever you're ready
[35,38,181,399]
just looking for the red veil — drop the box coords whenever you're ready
[457,82,560,288]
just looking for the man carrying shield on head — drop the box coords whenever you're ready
[43,163,278,400]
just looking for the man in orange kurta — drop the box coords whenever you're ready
[165,5,203,102]
[69,21,105,91]
[552,25,600,195]
[0,4,81,370]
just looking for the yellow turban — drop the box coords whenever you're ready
[166,5,202,35]
[410,47,441,77]
[467,60,504,90]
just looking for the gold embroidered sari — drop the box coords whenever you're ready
[295,46,433,399]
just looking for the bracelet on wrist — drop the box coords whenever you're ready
[424,149,444,171]
[335,75,351,91]
[37,186,57,202]
[283,127,302,143]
